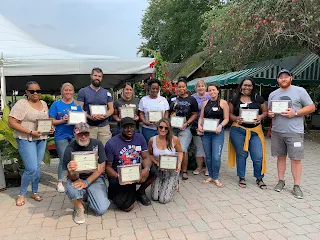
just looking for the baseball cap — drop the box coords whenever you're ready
[74,122,90,134]
[277,69,292,78]
[120,117,136,127]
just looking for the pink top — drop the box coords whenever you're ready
[9,99,49,141]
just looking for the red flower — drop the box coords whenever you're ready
[154,59,159,64]
[149,62,155,68]
[164,72,168,77]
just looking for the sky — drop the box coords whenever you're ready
[0,0,149,58]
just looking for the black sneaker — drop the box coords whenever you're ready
[137,193,151,206]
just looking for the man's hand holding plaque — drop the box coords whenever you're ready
[71,151,98,173]
[117,164,141,185]
[271,100,290,114]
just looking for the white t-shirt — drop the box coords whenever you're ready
[138,95,169,130]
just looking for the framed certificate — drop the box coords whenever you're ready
[119,107,135,119]
[72,151,98,173]
[89,105,107,115]
[68,112,87,125]
[159,154,178,170]
[37,119,53,133]
[118,164,141,185]
[170,116,186,129]
[203,118,219,132]
[240,109,259,123]
[148,111,163,122]
[271,100,290,114]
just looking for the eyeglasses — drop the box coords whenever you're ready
[27,90,42,94]
[77,132,90,137]
[159,126,169,130]
[242,84,253,88]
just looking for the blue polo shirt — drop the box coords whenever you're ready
[77,86,113,127]
[49,100,83,140]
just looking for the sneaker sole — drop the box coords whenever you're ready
[274,188,284,192]
[74,219,86,224]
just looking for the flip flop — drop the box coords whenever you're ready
[213,180,224,188]
[182,172,188,180]
[31,193,43,202]
[203,178,214,184]
[16,195,25,207]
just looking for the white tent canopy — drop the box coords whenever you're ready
[0,14,154,109]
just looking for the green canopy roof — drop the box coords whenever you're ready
[187,54,320,90]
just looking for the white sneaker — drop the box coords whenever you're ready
[57,183,65,193]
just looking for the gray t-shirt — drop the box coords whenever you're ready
[268,85,313,133]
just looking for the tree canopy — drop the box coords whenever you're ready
[139,0,213,62]
[202,0,320,72]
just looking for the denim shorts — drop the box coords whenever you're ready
[173,127,192,152]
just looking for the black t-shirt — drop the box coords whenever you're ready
[231,94,265,128]
[169,95,198,121]
[63,138,107,179]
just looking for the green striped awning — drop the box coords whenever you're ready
[187,54,320,90]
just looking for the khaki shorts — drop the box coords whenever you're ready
[271,131,304,160]
[90,124,112,146]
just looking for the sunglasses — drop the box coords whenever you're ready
[27,90,42,94]
[159,126,169,130]
[77,132,90,137]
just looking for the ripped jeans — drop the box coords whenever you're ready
[173,127,192,152]
[201,129,225,180]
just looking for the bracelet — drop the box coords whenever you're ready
[179,160,183,163]
[219,124,224,128]
[29,130,32,136]
[85,179,90,186]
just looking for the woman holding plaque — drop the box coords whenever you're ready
[49,83,83,193]
[139,79,170,143]
[169,77,198,180]
[228,77,268,189]
[191,80,210,176]
[8,81,53,206]
[113,82,140,134]
[198,84,229,187]
[149,118,183,203]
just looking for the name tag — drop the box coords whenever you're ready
[171,97,176,102]
[71,106,77,110]
[107,92,111,97]
[212,107,218,111]
[136,146,141,151]
[240,103,247,108]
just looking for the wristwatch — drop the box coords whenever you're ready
[294,111,298,117]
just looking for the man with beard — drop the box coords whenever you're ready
[268,69,315,199]
[105,117,156,211]
[77,68,114,145]
[64,123,110,224]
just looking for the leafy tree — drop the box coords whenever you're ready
[140,0,214,62]
[202,0,320,72]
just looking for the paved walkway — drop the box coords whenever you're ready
[1,133,320,240]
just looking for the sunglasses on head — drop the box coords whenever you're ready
[159,125,169,130]
[27,90,42,94]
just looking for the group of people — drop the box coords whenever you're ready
[7,67,315,224]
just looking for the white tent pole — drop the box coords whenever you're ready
[259,84,262,95]
[0,52,6,110]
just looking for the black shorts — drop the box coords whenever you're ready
[108,164,157,210]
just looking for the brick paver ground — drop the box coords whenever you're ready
[1,132,320,240]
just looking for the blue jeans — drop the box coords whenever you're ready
[173,127,192,152]
[17,139,46,196]
[201,129,224,179]
[229,126,264,179]
[66,177,110,216]
[142,127,157,143]
[55,138,73,182]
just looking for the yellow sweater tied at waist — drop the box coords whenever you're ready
[228,122,267,174]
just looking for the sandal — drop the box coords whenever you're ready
[31,193,43,202]
[16,195,25,207]
[182,171,188,180]
[256,178,267,189]
[238,178,246,188]
[203,178,214,184]
[213,179,224,188]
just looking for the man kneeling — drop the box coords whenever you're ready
[105,117,156,211]
[64,123,110,224]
